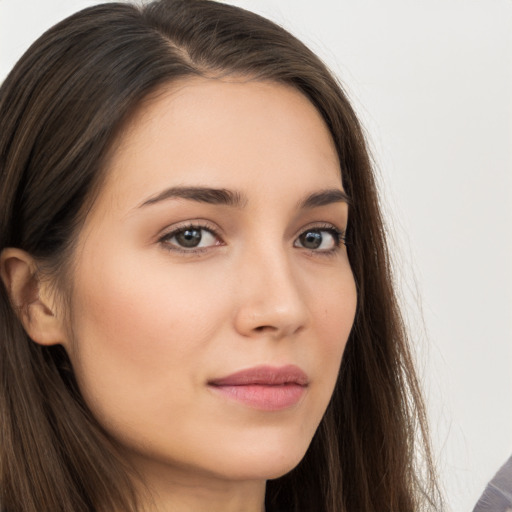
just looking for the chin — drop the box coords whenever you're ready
[211,437,311,482]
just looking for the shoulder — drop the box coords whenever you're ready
[472,455,512,512]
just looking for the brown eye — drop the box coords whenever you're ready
[161,226,219,251]
[295,228,341,251]
[299,231,323,249]
[175,228,202,248]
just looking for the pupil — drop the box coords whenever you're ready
[176,229,201,248]
[301,231,322,249]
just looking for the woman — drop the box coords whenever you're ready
[0,1,441,511]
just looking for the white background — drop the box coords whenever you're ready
[1,1,511,511]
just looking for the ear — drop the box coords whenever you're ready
[0,248,67,346]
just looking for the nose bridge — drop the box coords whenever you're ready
[233,231,309,338]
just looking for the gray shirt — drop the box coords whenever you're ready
[473,455,512,512]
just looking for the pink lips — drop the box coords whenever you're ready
[208,365,308,411]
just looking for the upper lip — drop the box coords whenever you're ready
[208,364,309,387]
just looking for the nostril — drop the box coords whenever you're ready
[254,325,277,333]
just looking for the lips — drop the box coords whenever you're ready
[208,365,309,411]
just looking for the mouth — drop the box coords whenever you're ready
[207,365,309,411]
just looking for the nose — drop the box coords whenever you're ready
[232,246,310,340]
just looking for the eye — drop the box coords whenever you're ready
[294,227,344,252]
[160,224,220,251]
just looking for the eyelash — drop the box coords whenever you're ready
[158,222,347,257]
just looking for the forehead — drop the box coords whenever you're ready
[98,77,342,211]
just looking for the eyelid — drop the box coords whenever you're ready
[293,222,347,254]
[158,220,224,254]
[294,222,346,241]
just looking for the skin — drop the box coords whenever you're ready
[2,78,357,512]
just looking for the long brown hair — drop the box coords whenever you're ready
[0,1,441,510]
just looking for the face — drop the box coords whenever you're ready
[63,78,357,488]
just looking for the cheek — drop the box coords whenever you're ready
[308,268,356,397]
[309,265,356,349]
[66,251,229,421]
[288,261,356,405]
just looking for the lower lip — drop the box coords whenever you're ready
[209,384,306,411]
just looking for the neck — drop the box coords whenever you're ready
[131,461,267,512]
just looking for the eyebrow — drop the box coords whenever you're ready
[139,186,247,208]
[138,186,351,209]
[296,188,351,209]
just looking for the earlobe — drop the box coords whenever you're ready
[0,248,67,346]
